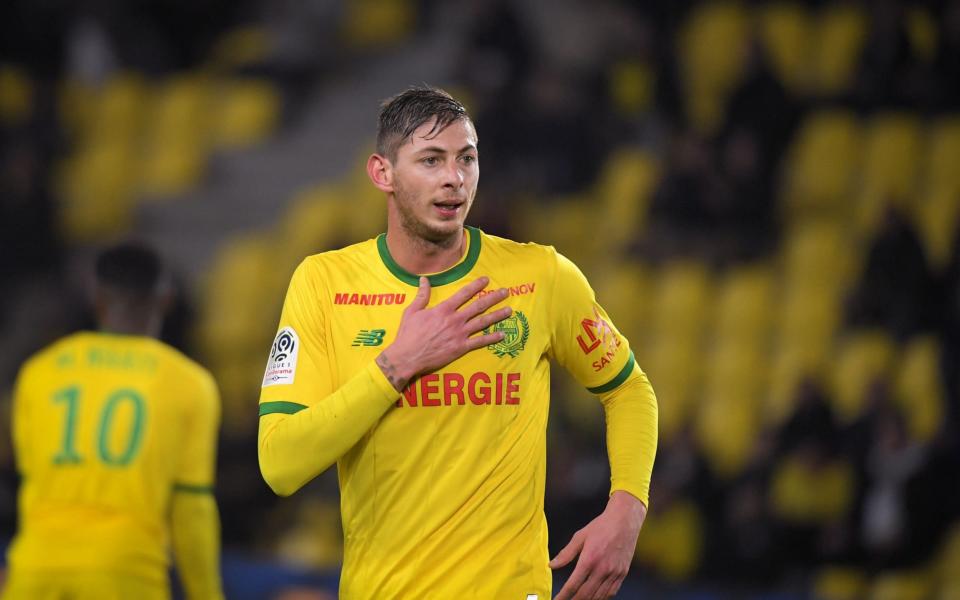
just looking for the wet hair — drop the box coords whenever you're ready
[95,242,166,301]
[376,86,471,161]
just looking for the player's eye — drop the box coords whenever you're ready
[460,155,477,164]
[422,156,439,166]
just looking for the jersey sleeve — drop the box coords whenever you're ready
[257,258,400,497]
[259,259,335,412]
[175,369,221,491]
[547,251,635,391]
[547,250,658,506]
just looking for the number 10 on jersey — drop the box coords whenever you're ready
[52,386,147,466]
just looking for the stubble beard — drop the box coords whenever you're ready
[393,179,470,250]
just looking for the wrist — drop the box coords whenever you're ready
[376,346,417,392]
[608,490,647,525]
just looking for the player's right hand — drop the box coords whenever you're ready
[376,276,511,391]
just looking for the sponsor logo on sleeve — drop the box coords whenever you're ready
[576,307,624,371]
[262,327,299,387]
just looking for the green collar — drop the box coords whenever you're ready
[377,226,482,287]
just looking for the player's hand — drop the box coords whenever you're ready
[550,491,647,600]
[377,276,511,391]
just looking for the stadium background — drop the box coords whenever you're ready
[1,0,959,598]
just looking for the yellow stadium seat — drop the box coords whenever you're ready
[782,221,857,292]
[938,522,960,585]
[56,142,137,242]
[591,260,650,346]
[209,27,271,70]
[0,64,32,124]
[88,73,148,146]
[917,118,960,266]
[778,284,841,364]
[645,339,702,442]
[695,386,762,479]
[609,60,655,117]
[138,143,206,197]
[939,582,960,600]
[894,336,945,442]
[713,265,775,345]
[811,4,867,95]
[857,113,922,237]
[770,454,854,523]
[696,341,767,477]
[139,76,212,196]
[341,0,416,48]
[907,8,938,63]
[336,143,390,242]
[812,566,868,600]
[651,261,713,345]
[830,331,897,424]
[758,2,812,92]
[917,188,960,269]
[924,117,960,195]
[58,79,98,139]
[517,195,596,269]
[704,341,768,406]
[633,500,704,581]
[594,147,660,249]
[870,571,933,600]
[783,110,862,216]
[276,186,348,270]
[196,233,276,362]
[211,79,281,148]
[678,2,750,132]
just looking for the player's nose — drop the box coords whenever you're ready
[442,162,464,189]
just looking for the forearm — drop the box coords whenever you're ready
[258,360,400,496]
[598,365,658,506]
[171,493,223,600]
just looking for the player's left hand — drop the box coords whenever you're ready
[550,490,647,600]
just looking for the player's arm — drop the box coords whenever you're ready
[171,372,224,600]
[258,263,510,497]
[545,251,658,600]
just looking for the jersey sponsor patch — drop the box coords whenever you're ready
[262,327,299,387]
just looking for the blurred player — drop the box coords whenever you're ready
[258,86,658,599]
[3,243,224,600]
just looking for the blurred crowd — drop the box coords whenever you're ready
[2,0,960,597]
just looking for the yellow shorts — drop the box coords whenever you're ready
[1,569,170,600]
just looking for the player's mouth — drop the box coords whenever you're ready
[433,199,465,218]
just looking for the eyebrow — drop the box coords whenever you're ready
[416,144,478,155]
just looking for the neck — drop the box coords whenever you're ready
[98,310,161,339]
[385,225,466,276]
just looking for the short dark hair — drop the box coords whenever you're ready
[95,242,166,300]
[377,86,471,161]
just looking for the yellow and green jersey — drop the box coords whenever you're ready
[8,332,220,585]
[258,226,658,600]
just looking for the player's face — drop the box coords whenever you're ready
[390,118,479,243]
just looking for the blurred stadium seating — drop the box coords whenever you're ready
[1,0,958,598]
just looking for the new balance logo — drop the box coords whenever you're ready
[352,329,386,347]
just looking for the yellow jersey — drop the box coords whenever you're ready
[8,331,220,585]
[259,227,657,599]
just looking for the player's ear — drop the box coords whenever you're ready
[367,153,394,193]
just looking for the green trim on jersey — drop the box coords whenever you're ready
[259,401,307,416]
[377,226,482,286]
[173,482,213,494]
[587,351,636,394]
